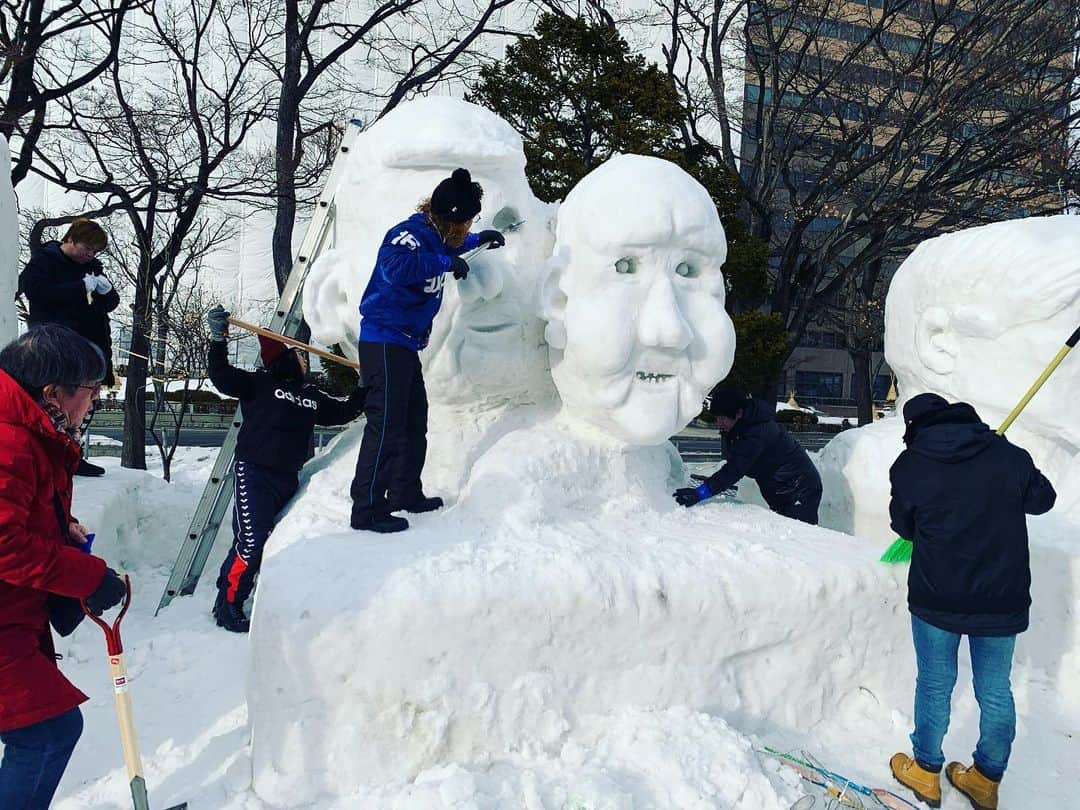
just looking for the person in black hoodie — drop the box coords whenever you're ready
[205,306,367,632]
[674,385,823,524]
[18,219,120,477]
[887,393,1056,810]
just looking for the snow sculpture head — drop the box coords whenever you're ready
[885,216,1080,447]
[302,98,554,406]
[542,155,736,446]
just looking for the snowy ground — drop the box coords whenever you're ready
[21,439,1075,810]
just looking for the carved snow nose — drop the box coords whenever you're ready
[637,273,692,350]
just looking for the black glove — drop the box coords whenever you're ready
[85,568,126,616]
[673,482,711,508]
[450,256,470,280]
[207,305,230,342]
[476,229,505,249]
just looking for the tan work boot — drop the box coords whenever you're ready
[890,752,942,808]
[946,762,1000,810]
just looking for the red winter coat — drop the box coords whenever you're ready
[0,369,106,732]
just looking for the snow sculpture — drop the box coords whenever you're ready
[818,216,1080,538]
[0,136,18,344]
[303,97,556,408]
[541,154,736,446]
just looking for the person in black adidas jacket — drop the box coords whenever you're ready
[674,385,823,524]
[205,305,366,632]
[887,393,1056,808]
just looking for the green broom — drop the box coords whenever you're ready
[881,323,1080,564]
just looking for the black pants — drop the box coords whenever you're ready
[217,460,299,606]
[350,341,429,520]
[767,479,823,525]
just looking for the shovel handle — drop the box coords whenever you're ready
[82,574,132,656]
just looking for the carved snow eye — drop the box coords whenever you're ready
[614,257,635,275]
[675,261,698,278]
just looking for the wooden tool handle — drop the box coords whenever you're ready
[226,317,360,370]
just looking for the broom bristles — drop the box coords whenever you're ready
[880,536,913,563]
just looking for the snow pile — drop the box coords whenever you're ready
[818,215,1080,540]
[251,426,912,805]
[0,136,18,344]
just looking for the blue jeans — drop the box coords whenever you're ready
[0,707,83,809]
[910,615,1016,780]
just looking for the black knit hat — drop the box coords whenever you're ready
[431,168,483,223]
[902,392,949,425]
[705,383,748,418]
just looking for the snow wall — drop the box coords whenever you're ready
[0,137,18,345]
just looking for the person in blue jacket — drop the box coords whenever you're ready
[349,168,505,533]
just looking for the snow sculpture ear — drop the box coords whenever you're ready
[539,253,568,350]
[915,306,957,376]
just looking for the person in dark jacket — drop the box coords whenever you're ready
[348,167,505,534]
[0,325,127,809]
[18,218,120,477]
[206,306,367,632]
[674,386,823,524]
[887,393,1056,810]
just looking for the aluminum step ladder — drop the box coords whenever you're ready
[156,119,363,614]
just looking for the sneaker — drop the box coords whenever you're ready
[387,495,444,514]
[946,762,999,810]
[350,512,409,533]
[212,592,250,633]
[75,458,106,477]
[890,753,941,808]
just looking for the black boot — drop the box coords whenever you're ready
[387,495,444,514]
[350,511,409,533]
[75,458,106,477]
[212,592,250,633]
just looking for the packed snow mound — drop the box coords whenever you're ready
[303,96,556,408]
[543,154,736,446]
[250,420,915,805]
[820,216,1080,536]
[0,136,18,344]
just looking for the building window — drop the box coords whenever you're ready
[795,371,844,400]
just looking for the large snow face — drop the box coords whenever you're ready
[303,97,555,406]
[0,136,18,345]
[542,155,735,445]
[886,216,1080,446]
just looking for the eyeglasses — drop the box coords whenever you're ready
[77,383,102,396]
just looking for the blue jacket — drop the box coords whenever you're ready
[889,402,1056,635]
[359,213,481,351]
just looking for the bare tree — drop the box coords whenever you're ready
[29,0,276,468]
[659,0,1080,417]
[257,0,522,292]
[0,0,143,185]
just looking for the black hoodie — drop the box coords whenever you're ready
[889,401,1056,635]
[703,398,822,510]
[18,240,121,385]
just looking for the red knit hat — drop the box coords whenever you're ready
[258,334,289,367]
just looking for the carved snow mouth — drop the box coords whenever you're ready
[635,372,675,383]
[467,322,516,334]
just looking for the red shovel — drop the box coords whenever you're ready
[83,576,187,810]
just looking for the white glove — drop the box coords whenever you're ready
[94,276,113,294]
[83,274,97,294]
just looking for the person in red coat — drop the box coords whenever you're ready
[0,324,127,808]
